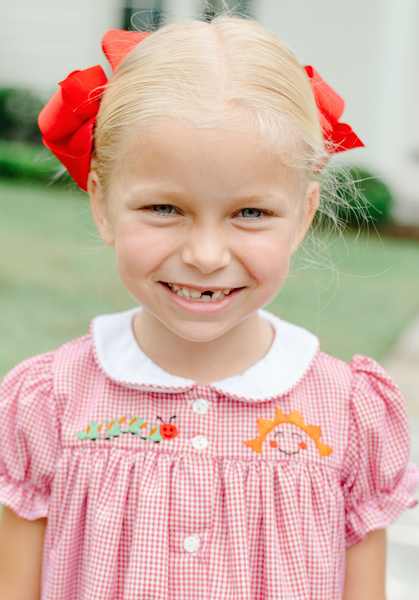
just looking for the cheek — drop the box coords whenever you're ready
[114,221,177,280]
[239,232,292,291]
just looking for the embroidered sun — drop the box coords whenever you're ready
[244,409,333,456]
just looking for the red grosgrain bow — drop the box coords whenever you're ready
[38,30,151,191]
[38,32,363,191]
[304,65,364,154]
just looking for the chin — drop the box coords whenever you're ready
[167,319,236,344]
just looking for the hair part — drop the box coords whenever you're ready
[94,15,327,197]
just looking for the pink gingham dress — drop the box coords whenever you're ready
[1,308,418,600]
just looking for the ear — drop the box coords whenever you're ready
[291,180,320,254]
[88,170,115,246]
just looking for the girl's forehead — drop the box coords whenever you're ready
[112,120,306,201]
[123,119,270,160]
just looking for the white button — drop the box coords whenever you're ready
[191,434,209,451]
[193,398,209,415]
[183,534,201,553]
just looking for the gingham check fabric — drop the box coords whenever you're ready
[0,310,418,600]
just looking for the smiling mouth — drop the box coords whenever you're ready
[165,282,238,302]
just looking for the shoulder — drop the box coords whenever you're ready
[348,353,402,396]
[345,354,409,434]
[1,351,54,385]
[0,351,55,409]
[53,332,96,373]
[296,352,406,454]
[290,350,353,416]
[308,350,352,385]
[306,351,400,401]
[0,332,96,405]
[44,332,102,401]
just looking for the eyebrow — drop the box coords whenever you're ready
[127,187,287,206]
[126,186,186,203]
[227,194,287,206]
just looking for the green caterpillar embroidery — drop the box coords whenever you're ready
[76,415,178,443]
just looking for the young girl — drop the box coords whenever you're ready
[0,15,418,600]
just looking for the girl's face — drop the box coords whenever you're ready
[89,122,319,343]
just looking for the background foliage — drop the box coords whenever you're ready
[332,166,393,226]
[0,88,43,144]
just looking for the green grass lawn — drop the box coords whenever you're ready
[1,178,419,380]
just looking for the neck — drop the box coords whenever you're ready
[132,309,274,385]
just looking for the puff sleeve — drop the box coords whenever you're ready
[341,355,419,547]
[0,352,60,520]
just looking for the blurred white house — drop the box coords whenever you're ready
[1,0,419,223]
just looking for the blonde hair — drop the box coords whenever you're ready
[95,16,325,196]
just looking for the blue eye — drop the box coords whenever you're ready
[152,205,174,214]
[240,208,262,219]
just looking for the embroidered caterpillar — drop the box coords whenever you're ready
[76,415,178,443]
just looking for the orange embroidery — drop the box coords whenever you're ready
[244,409,333,456]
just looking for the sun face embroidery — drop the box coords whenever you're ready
[244,409,333,457]
[76,415,178,443]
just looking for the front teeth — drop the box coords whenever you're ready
[168,283,233,301]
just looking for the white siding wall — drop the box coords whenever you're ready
[165,0,197,20]
[371,0,419,223]
[258,0,379,150]
[257,0,419,223]
[0,0,124,97]
[0,0,200,96]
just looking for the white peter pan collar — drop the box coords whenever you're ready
[92,307,319,401]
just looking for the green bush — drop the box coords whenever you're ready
[332,167,393,227]
[0,140,71,185]
[0,88,44,145]
[0,88,73,185]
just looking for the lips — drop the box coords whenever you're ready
[161,281,243,314]
[165,282,235,302]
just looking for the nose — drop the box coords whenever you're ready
[181,226,231,274]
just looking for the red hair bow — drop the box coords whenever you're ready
[304,65,364,154]
[38,33,363,191]
[38,30,151,191]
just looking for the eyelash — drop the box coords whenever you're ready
[142,205,272,219]
[142,204,178,216]
[236,208,270,220]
